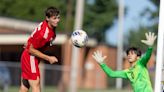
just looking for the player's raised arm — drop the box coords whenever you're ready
[92,50,127,79]
[140,32,157,65]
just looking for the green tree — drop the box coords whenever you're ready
[0,0,118,43]
[126,0,159,50]
[0,0,66,21]
[84,0,118,42]
[149,0,159,34]
[126,27,150,50]
[0,0,66,31]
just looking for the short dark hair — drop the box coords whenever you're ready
[45,6,60,18]
[126,47,142,57]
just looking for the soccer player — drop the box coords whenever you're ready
[19,6,60,92]
[92,32,156,92]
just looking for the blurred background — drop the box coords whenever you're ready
[0,0,160,92]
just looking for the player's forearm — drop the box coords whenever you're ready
[141,47,153,65]
[146,47,153,57]
[100,63,127,78]
[29,46,50,62]
[100,63,115,77]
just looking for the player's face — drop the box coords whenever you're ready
[47,15,60,28]
[127,51,138,63]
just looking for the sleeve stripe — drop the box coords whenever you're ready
[43,27,49,39]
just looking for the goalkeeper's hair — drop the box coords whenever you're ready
[126,47,142,57]
[45,6,60,18]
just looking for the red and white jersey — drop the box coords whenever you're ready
[21,20,56,80]
[27,20,56,50]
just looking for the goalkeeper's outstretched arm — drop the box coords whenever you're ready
[100,63,128,79]
[92,50,128,79]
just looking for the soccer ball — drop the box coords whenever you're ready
[71,29,88,48]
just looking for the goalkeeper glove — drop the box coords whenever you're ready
[92,50,107,64]
[141,32,157,46]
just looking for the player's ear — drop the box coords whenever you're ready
[46,16,50,21]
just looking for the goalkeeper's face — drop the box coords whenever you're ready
[46,15,60,28]
[127,51,139,63]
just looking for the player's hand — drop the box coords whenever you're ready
[92,50,107,64]
[141,32,157,46]
[48,56,58,64]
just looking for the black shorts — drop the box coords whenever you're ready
[22,79,30,89]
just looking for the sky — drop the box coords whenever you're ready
[105,0,157,46]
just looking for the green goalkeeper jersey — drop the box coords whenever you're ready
[100,47,153,92]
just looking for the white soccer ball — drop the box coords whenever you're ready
[71,29,88,48]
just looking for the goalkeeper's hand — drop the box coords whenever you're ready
[141,32,157,46]
[92,50,107,64]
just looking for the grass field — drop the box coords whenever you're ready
[1,86,132,92]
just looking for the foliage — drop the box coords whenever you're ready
[0,0,118,43]
[0,0,66,21]
[148,0,159,34]
[126,0,159,50]
[126,28,150,51]
[84,0,118,42]
[0,0,66,31]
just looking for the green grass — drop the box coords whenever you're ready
[2,86,132,92]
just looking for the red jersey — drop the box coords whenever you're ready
[21,20,56,80]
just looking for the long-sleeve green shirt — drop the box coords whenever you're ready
[100,47,153,92]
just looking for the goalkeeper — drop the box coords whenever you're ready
[92,32,156,92]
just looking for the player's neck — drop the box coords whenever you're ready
[47,22,56,32]
[47,23,53,29]
[130,58,140,67]
[130,61,136,67]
